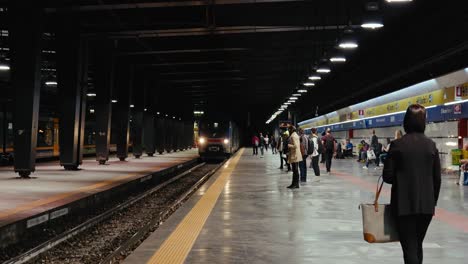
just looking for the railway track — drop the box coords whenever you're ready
[2,161,225,264]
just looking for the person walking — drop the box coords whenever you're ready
[383,104,441,264]
[271,136,277,154]
[321,128,336,174]
[287,126,302,189]
[298,128,308,182]
[264,134,269,151]
[259,133,265,157]
[251,134,259,155]
[309,128,321,177]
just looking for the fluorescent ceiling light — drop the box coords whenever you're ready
[339,42,358,49]
[111,99,118,103]
[290,97,298,100]
[285,102,291,105]
[130,104,135,108]
[304,82,315,86]
[144,108,147,111]
[45,81,57,86]
[330,57,346,63]
[308,76,321,80]
[444,99,468,106]
[0,64,10,71]
[386,0,412,2]
[298,89,308,93]
[361,22,384,29]
[86,93,96,97]
[317,68,331,73]
[292,94,301,96]
[89,109,95,113]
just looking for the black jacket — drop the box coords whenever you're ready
[382,133,441,216]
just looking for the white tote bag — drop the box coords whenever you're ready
[367,149,376,160]
[359,176,399,243]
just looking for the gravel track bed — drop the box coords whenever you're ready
[28,163,219,264]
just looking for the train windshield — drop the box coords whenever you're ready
[199,122,229,138]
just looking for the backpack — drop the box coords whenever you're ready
[324,135,334,152]
[307,137,315,155]
[316,136,325,154]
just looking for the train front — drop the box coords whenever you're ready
[198,121,231,158]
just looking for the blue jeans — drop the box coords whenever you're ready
[299,156,307,181]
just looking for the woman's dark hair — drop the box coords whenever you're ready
[311,128,317,134]
[403,104,426,133]
[288,125,296,133]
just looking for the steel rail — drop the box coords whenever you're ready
[2,162,207,264]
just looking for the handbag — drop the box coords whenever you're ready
[359,176,399,243]
[367,149,376,160]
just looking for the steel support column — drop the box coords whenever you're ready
[9,3,44,178]
[93,40,115,165]
[57,14,88,170]
[131,72,144,158]
[114,63,132,161]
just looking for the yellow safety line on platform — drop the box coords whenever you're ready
[0,158,192,220]
[146,148,244,264]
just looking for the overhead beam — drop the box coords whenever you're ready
[85,25,358,38]
[45,0,305,12]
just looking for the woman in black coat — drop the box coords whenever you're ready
[382,104,441,264]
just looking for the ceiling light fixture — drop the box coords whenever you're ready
[362,1,384,29]
[317,67,331,73]
[290,97,298,100]
[308,75,321,80]
[339,27,358,49]
[298,89,308,93]
[45,81,58,86]
[86,93,96,97]
[304,82,315,86]
[292,94,301,97]
[330,57,346,63]
[385,0,412,2]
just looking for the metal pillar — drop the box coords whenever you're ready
[9,3,44,178]
[142,112,155,156]
[131,72,144,158]
[114,63,132,161]
[57,15,88,170]
[93,40,114,165]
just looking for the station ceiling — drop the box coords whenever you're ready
[1,0,467,127]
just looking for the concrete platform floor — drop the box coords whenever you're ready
[0,149,199,227]
[126,148,467,264]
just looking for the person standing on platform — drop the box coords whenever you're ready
[309,128,321,177]
[298,128,309,182]
[264,134,269,151]
[287,126,302,189]
[321,128,336,174]
[282,132,291,171]
[277,134,284,169]
[383,104,441,264]
[259,133,265,158]
[252,134,259,155]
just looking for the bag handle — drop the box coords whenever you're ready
[374,175,384,212]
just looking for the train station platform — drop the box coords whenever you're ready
[0,149,199,248]
[125,148,468,264]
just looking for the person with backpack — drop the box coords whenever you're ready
[308,128,321,177]
[321,128,336,174]
[298,128,309,182]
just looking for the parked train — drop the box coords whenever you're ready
[197,119,239,159]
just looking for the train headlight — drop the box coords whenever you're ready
[223,139,229,144]
[199,137,206,144]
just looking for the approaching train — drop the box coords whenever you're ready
[197,119,239,159]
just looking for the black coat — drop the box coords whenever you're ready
[382,133,441,216]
